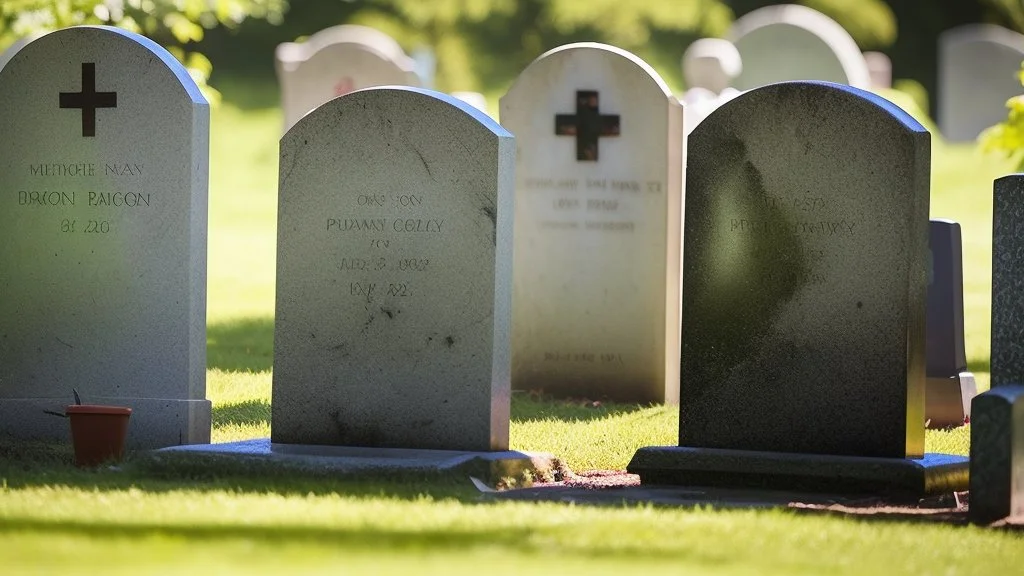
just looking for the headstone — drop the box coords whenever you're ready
[969,385,1024,524]
[682,38,742,94]
[0,25,210,449]
[500,43,684,403]
[939,25,1024,142]
[451,91,488,115]
[274,25,420,132]
[926,219,976,428]
[992,174,1024,387]
[629,81,968,496]
[728,4,871,91]
[864,51,892,90]
[0,36,33,72]
[681,38,743,134]
[273,87,514,451]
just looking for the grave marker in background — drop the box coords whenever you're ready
[630,82,968,496]
[728,4,871,91]
[500,43,683,403]
[969,385,1024,524]
[275,25,420,132]
[0,26,210,449]
[939,25,1024,142]
[926,219,976,428]
[273,87,514,451]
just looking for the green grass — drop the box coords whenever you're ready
[2,80,1022,574]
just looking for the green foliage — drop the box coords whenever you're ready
[0,0,287,103]
[980,62,1024,168]
[982,0,1024,32]
[800,0,897,50]
[352,0,732,93]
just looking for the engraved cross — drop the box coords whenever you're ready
[554,90,620,161]
[60,63,117,138]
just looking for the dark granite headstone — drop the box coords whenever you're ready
[925,219,976,428]
[969,385,1024,524]
[628,81,968,496]
[991,174,1024,388]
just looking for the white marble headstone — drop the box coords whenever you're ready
[728,4,871,91]
[273,87,514,451]
[0,26,210,449]
[0,36,33,72]
[500,43,684,403]
[275,24,420,132]
[939,24,1024,142]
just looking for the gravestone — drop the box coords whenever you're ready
[992,174,1024,387]
[451,91,488,114]
[500,43,684,403]
[275,25,420,132]
[864,51,892,90]
[0,26,210,449]
[926,219,976,428]
[939,25,1024,142]
[681,38,742,134]
[273,87,514,451]
[969,385,1024,524]
[629,82,968,496]
[0,36,33,72]
[728,4,871,91]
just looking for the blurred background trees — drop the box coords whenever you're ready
[3,0,1024,118]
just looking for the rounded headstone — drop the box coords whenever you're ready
[728,4,871,90]
[682,38,742,94]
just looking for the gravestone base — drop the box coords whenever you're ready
[0,397,211,450]
[926,373,977,429]
[628,447,968,498]
[151,438,555,486]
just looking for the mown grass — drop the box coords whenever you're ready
[2,79,1021,574]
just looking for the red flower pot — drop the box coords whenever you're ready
[66,404,132,467]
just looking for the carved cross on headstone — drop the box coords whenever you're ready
[59,63,117,137]
[555,90,620,161]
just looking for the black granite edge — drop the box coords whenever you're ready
[628,446,969,498]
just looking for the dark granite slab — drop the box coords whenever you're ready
[991,175,1024,387]
[628,447,968,498]
[970,385,1024,524]
[680,81,929,459]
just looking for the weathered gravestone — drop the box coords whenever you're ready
[629,82,968,496]
[926,219,976,428]
[0,26,210,449]
[969,385,1024,524]
[275,25,420,132]
[273,87,514,451]
[728,5,871,91]
[681,38,742,135]
[500,43,684,403]
[0,36,33,72]
[939,25,1024,143]
[991,175,1024,389]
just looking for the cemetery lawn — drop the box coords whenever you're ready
[2,88,1021,573]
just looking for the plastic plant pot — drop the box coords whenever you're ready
[65,404,132,467]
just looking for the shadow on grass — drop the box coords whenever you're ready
[0,435,479,501]
[511,393,654,423]
[0,518,540,551]
[967,358,990,375]
[213,399,271,428]
[207,316,274,372]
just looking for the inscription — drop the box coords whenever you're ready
[544,351,625,364]
[348,282,411,303]
[326,218,444,233]
[30,163,94,177]
[729,219,856,236]
[19,190,75,206]
[60,219,110,233]
[356,194,423,208]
